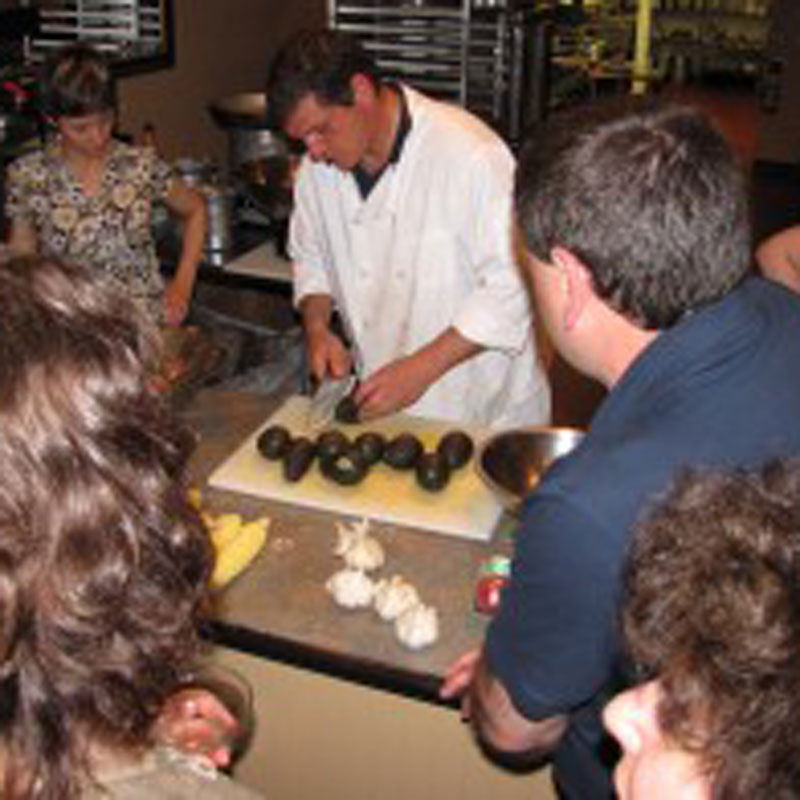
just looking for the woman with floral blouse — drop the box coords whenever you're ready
[4,42,206,326]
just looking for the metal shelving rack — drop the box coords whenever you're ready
[328,0,545,143]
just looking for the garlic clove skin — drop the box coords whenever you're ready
[374,575,421,621]
[395,602,439,650]
[342,536,385,572]
[326,568,375,609]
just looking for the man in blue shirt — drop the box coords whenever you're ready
[442,101,800,798]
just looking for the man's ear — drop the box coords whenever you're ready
[350,74,375,107]
[551,246,594,331]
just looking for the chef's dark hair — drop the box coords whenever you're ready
[515,99,751,330]
[41,42,116,118]
[266,28,382,128]
[0,255,212,799]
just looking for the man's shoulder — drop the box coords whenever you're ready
[403,85,511,159]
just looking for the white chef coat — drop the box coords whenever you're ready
[290,85,550,428]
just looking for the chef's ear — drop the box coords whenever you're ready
[350,74,376,107]
[551,246,594,331]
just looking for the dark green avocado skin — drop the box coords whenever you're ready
[283,437,317,482]
[383,433,423,470]
[415,451,451,492]
[316,429,350,461]
[320,447,369,486]
[334,394,360,424]
[353,431,386,466]
[257,425,292,460]
[436,430,474,470]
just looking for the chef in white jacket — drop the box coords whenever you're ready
[266,28,550,427]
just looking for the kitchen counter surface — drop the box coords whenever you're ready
[183,389,515,705]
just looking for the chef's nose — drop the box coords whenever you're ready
[89,123,108,147]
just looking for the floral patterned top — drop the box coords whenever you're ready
[4,139,173,321]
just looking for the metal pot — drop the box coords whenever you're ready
[202,183,235,255]
[208,92,289,173]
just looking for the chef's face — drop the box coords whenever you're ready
[57,110,113,160]
[603,680,710,800]
[284,88,371,171]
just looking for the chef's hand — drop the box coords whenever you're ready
[355,352,433,421]
[440,648,482,721]
[305,325,352,382]
[153,687,239,768]
[164,279,192,327]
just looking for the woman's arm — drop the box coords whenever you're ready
[6,218,38,255]
[163,178,206,326]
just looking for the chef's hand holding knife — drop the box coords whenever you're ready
[300,294,352,382]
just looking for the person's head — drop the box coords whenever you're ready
[0,256,213,799]
[265,28,383,168]
[515,100,751,335]
[42,43,116,159]
[604,460,800,799]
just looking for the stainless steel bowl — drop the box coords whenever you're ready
[477,426,585,515]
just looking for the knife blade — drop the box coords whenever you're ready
[307,374,357,431]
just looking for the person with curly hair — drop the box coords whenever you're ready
[0,253,260,799]
[605,460,800,799]
[4,42,206,326]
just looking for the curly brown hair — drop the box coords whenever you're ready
[41,42,116,118]
[623,461,800,798]
[0,256,213,798]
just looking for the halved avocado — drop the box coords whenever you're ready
[283,437,316,482]
[416,451,451,492]
[320,446,369,486]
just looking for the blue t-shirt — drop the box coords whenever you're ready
[486,277,800,799]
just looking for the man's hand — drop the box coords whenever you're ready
[153,687,239,768]
[306,325,352,381]
[355,352,432,421]
[441,648,482,720]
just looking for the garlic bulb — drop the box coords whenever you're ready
[326,568,375,609]
[395,603,439,650]
[334,517,384,572]
[373,575,420,621]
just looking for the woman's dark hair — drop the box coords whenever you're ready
[266,28,381,128]
[623,460,800,798]
[0,255,213,799]
[41,42,115,118]
[515,100,751,329]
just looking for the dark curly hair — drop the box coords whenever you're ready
[0,256,213,799]
[41,42,115,118]
[265,28,381,128]
[515,100,751,329]
[623,460,800,798]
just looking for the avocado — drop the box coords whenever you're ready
[283,437,316,482]
[415,451,451,492]
[320,446,369,486]
[257,424,292,461]
[436,430,474,470]
[316,429,350,461]
[353,431,386,466]
[383,433,423,470]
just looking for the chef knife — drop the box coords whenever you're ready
[307,374,357,431]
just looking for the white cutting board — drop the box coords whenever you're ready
[208,395,503,542]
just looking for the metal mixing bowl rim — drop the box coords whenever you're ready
[476,425,586,515]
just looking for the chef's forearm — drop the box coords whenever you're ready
[299,293,335,334]
[411,326,483,385]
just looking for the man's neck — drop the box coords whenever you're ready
[360,85,401,175]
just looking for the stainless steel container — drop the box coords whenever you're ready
[202,183,235,255]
